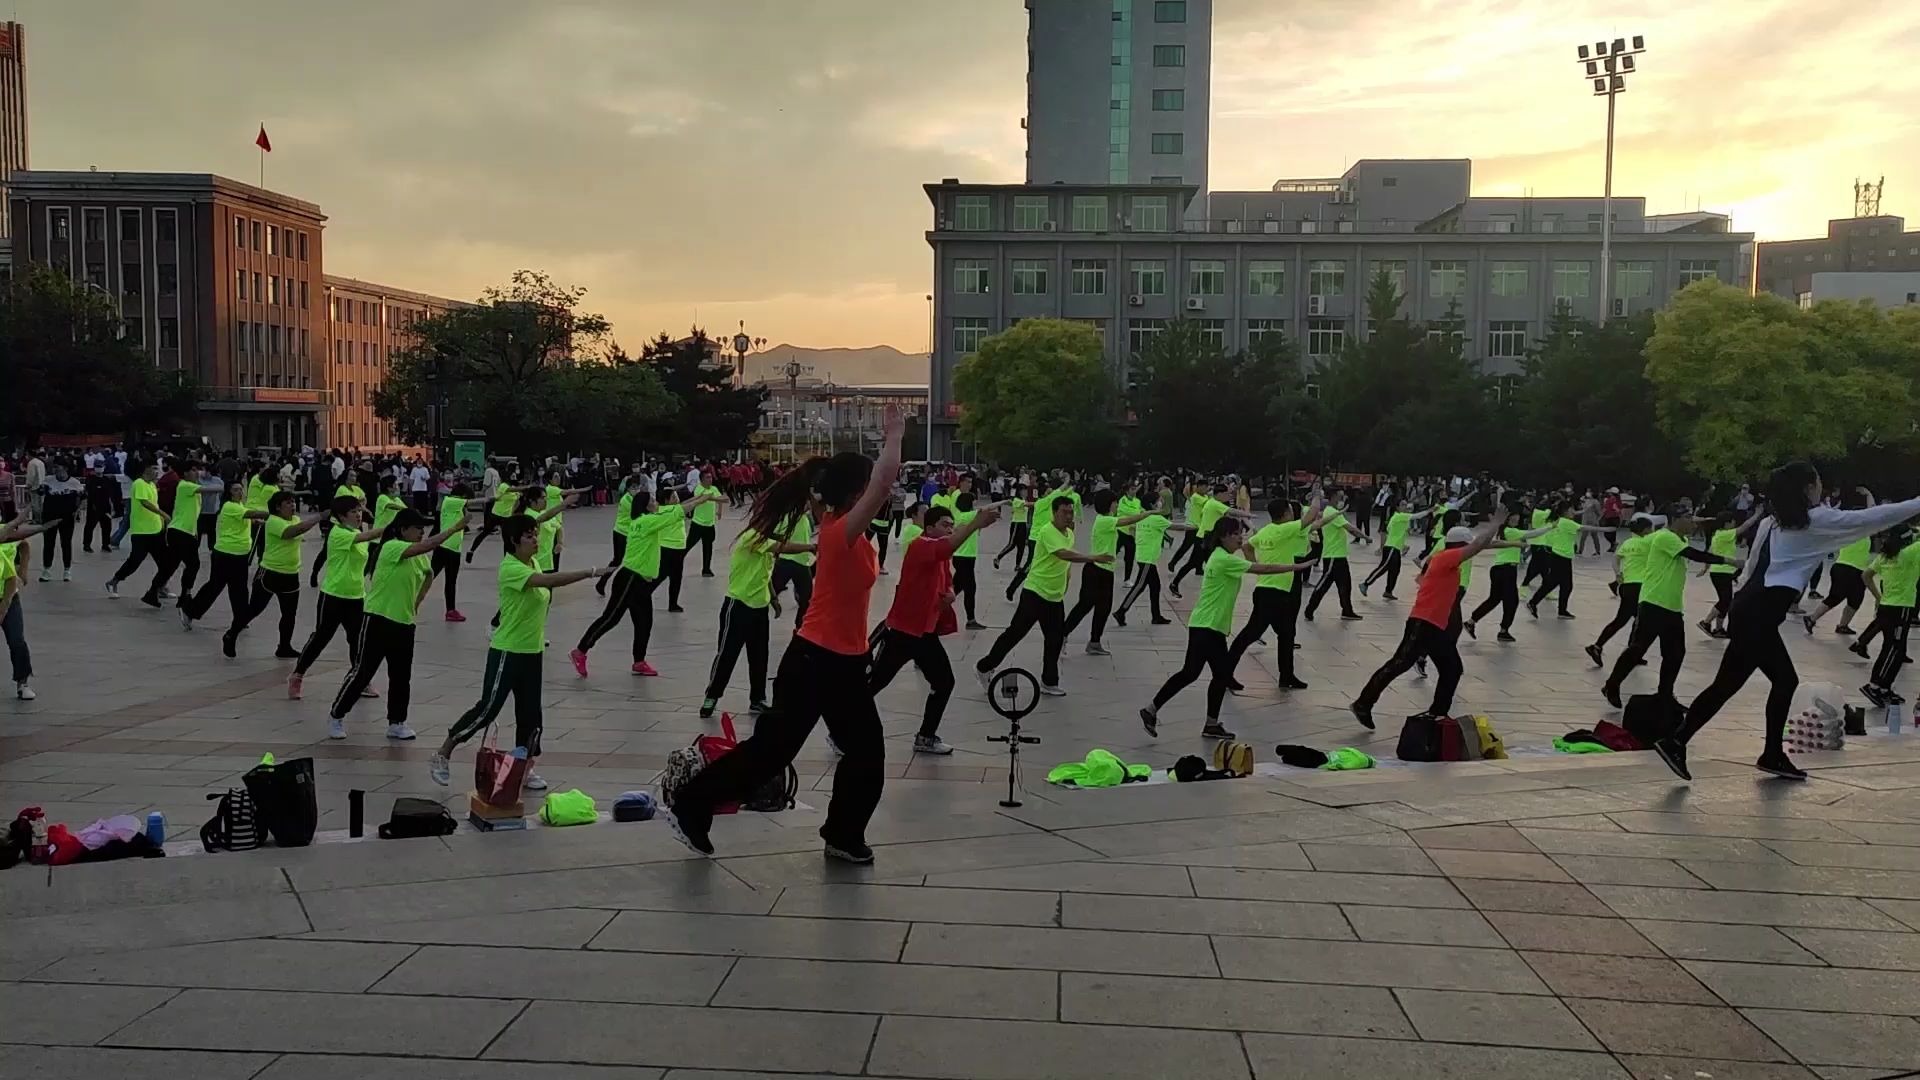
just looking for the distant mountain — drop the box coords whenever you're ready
[744,344,927,387]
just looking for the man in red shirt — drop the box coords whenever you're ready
[868,504,998,755]
[1351,495,1507,730]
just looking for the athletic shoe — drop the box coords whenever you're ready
[1341,612,1363,621]
[1755,751,1807,781]
[748,701,768,717]
[14,682,34,701]
[701,570,716,578]
[1860,683,1890,708]
[1151,616,1173,625]
[179,610,193,631]
[1039,683,1066,697]
[825,734,843,756]
[1602,683,1623,709]
[387,723,416,741]
[664,807,714,856]
[877,568,889,576]
[1696,619,1714,638]
[37,570,51,583]
[1138,707,1159,737]
[699,698,718,719]
[327,717,347,740]
[1357,582,1370,597]
[1226,677,1246,693]
[1557,611,1576,620]
[221,632,237,659]
[570,648,590,678]
[976,668,996,694]
[1887,689,1907,705]
[913,735,954,755]
[428,753,451,787]
[1496,631,1516,643]
[1807,589,1823,600]
[668,605,686,613]
[523,771,549,791]
[287,674,304,700]
[362,687,380,699]
[823,838,874,864]
[1168,585,1182,600]
[1803,615,1817,634]
[1085,642,1110,656]
[632,661,658,677]
[1349,702,1375,730]
[1526,604,1539,620]
[1112,611,1127,627]
[1836,625,1855,636]
[1462,620,1477,640]
[444,609,466,622]
[1280,677,1310,690]
[275,646,301,660]
[1584,644,1604,668]
[105,581,119,598]
[1849,640,1871,658]
[1301,610,1314,622]
[965,621,988,631]
[158,588,174,600]
[61,570,71,582]
[1201,722,1234,740]
[139,594,160,609]
[1381,593,1398,601]
[1414,659,1427,678]
[1652,737,1691,781]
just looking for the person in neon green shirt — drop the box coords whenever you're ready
[328,506,473,741]
[571,487,711,679]
[598,474,641,595]
[689,467,725,577]
[1140,516,1315,740]
[427,483,495,623]
[1805,487,1879,636]
[0,514,61,701]
[1464,507,1551,642]
[974,495,1113,695]
[1521,502,1554,586]
[225,491,329,660]
[1580,514,1654,666]
[991,484,1036,572]
[1225,494,1328,691]
[1525,502,1614,620]
[463,471,519,566]
[288,494,389,701]
[656,483,696,613]
[949,490,1017,629]
[1171,482,1251,595]
[314,476,367,586]
[1302,490,1370,621]
[699,524,817,719]
[181,480,277,632]
[1362,495,1466,600]
[1062,489,1165,655]
[153,462,223,610]
[1856,531,1920,703]
[432,514,613,788]
[1114,478,1190,626]
[366,476,407,569]
[771,504,816,623]
[1701,505,1764,637]
[1114,479,1145,582]
[1602,513,1735,709]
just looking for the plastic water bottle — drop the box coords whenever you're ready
[145,811,166,846]
[1889,704,1905,735]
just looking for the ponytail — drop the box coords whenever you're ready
[750,457,828,543]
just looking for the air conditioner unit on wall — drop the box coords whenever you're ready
[1263,220,1281,234]
[1308,295,1326,315]
[1042,221,1057,232]
[1128,294,1145,307]
[1225,220,1243,233]
[1185,297,1205,311]
[1611,298,1627,316]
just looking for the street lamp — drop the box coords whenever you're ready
[1576,34,1645,324]
[783,355,807,462]
[924,293,935,462]
[730,320,766,389]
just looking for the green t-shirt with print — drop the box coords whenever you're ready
[1190,547,1252,634]
[491,555,549,653]
[1023,522,1073,602]
[364,540,430,625]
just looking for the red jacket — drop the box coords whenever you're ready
[885,535,954,636]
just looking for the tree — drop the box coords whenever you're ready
[373,270,624,455]
[953,318,1118,467]
[1128,319,1320,474]
[1645,281,1918,481]
[637,329,769,456]
[0,267,198,444]
[1512,310,1693,493]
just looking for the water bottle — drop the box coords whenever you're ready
[145,811,165,846]
[1889,704,1905,735]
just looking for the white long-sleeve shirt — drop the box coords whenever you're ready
[1740,497,1920,591]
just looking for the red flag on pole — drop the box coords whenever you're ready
[255,124,272,153]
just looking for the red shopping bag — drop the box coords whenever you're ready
[698,713,741,815]
[473,728,529,807]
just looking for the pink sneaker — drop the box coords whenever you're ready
[362,686,380,699]
[287,673,303,700]
[445,609,467,623]
[570,648,590,678]
[631,661,658,677]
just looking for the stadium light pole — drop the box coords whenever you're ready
[1577,34,1645,324]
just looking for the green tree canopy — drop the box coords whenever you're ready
[1128,319,1318,474]
[1513,310,1692,493]
[1646,281,1918,481]
[637,329,769,457]
[0,267,197,444]
[953,318,1118,468]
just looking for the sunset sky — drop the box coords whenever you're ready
[17,0,1919,351]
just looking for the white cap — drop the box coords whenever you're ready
[1445,526,1474,544]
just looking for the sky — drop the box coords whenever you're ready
[16,0,1920,351]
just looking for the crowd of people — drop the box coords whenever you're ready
[5,433,1916,866]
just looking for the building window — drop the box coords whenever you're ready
[236,269,247,299]
[253,272,263,300]
[1429,260,1468,299]
[266,225,278,256]
[121,263,141,298]
[1426,318,1465,346]
[1308,260,1346,297]
[1195,319,1227,347]
[341,298,352,324]
[158,264,178,297]
[1247,319,1286,346]
[298,231,308,261]
[363,342,373,365]
[270,325,282,355]
[123,318,142,346]
[1152,44,1185,66]
[1012,195,1049,231]
[81,208,105,244]
[1678,259,1719,284]
[1011,259,1050,295]
[1153,0,1187,21]
[1553,261,1591,302]
[1150,175,1184,185]
[238,320,249,353]
[1246,261,1286,296]
[1306,318,1345,357]
[83,262,106,290]
[1129,259,1167,296]
[1487,320,1529,359]
[1371,260,1408,297]
[117,209,141,243]
[268,276,280,305]
[300,280,309,309]
[158,317,179,349]
[234,217,247,248]
[1490,260,1529,297]
[1131,195,1170,232]
[300,329,309,359]
[251,220,263,250]
[1187,259,1225,295]
[952,317,991,354]
[1127,318,1167,354]
[1071,195,1109,232]
[1150,132,1184,155]
[954,258,992,294]
[1615,261,1654,300]
[253,322,264,354]
[1070,259,1109,295]
[1151,89,1185,111]
[952,195,992,231]
[151,211,173,244]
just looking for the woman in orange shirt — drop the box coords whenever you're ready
[666,407,906,864]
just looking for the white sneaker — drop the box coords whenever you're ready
[386,723,416,741]
[428,753,451,786]
[913,735,953,755]
[1039,683,1067,697]
[1085,642,1110,656]
[61,569,71,582]
[158,588,174,600]
[15,682,35,701]
[179,610,194,631]
[976,668,996,694]
[522,771,549,791]
[826,735,844,756]
[327,717,347,740]
[105,581,119,598]
[37,570,51,582]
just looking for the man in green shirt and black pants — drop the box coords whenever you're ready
[975,496,1112,696]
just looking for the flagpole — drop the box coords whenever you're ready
[259,120,265,187]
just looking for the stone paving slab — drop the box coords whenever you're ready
[9,511,1920,1078]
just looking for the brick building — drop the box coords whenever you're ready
[0,21,26,239]
[322,275,464,454]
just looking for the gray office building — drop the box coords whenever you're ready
[1025,0,1210,215]
[925,159,1750,460]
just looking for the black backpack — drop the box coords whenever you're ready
[200,788,264,852]
[379,797,459,839]
[742,764,799,813]
[1623,693,1683,745]
[243,757,318,848]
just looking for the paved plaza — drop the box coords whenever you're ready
[5,506,1920,1079]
